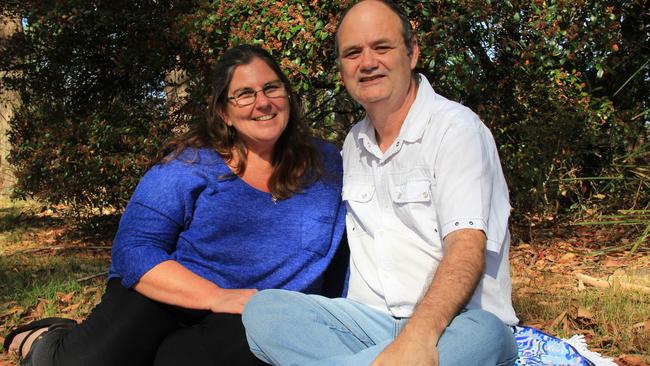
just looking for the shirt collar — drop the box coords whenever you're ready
[356,116,381,157]
[355,74,436,150]
[399,74,436,143]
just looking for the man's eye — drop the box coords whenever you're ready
[344,50,360,58]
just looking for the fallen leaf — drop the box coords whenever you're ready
[617,355,643,365]
[602,258,622,267]
[629,320,650,336]
[577,306,594,320]
[576,329,595,337]
[551,310,567,328]
[61,303,80,314]
[559,253,576,263]
[33,300,46,318]
[56,291,74,304]
[0,306,24,319]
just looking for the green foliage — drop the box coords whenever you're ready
[1,0,198,209]
[0,0,648,224]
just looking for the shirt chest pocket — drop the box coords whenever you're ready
[301,214,336,257]
[389,180,432,204]
[389,179,440,245]
[342,183,375,203]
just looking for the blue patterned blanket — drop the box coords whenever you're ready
[514,326,616,366]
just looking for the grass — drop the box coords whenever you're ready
[0,197,109,364]
[509,228,650,364]
[514,283,650,356]
[0,197,649,365]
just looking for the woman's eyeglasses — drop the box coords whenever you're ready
[228,81,288,107]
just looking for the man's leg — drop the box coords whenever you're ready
[242,289,395,366]
[314,309,518,366]
[437,309,518,366]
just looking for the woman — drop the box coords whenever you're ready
[4,44,346,366]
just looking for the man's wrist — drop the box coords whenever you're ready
[401,318,442,347]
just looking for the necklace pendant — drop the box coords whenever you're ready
[271,196,278,204]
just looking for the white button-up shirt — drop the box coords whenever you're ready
[342,75,518,325]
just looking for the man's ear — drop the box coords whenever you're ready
[410,41,419,70]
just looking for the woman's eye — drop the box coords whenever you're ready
[236,91,255,99]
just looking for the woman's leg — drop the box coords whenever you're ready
[153,313,267,366]
[27,279,182,366]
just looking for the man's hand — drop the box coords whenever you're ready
[371,328,439,366]
[372,229,486,366]
[210,288,258,314]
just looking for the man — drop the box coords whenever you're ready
[243,1,519,365]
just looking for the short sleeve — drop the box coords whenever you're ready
[434,115,493,243]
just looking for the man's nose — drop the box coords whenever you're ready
[359,50,379,71]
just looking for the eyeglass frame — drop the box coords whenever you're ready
[226,81,288,107]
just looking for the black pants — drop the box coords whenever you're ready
[28,279,267,366]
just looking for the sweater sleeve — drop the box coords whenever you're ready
[111,161,206,288]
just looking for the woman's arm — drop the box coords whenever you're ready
[112,162,255,313]
[134,260,256,314]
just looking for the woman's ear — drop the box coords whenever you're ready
[218,107,232,127]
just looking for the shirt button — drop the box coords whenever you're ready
[397,192,402,199]
[422,192,429,199]
[455,221,460,226]
[469,221,474,225]
[362,193,368,199]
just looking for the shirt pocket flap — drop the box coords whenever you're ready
[391,180,432,203]
[342,184,375,203]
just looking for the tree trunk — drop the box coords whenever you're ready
[0,15,21,195]
[0,14,22,195]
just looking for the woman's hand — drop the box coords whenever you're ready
[210,288,258,314]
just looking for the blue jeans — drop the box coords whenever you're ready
[243,289,518,366]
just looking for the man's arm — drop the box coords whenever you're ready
[372,228,486,366]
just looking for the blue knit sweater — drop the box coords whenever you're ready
[108,141,345,295]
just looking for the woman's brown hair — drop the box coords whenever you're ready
[157,44,322,200]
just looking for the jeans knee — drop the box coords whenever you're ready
[243,290,280,326]
[242,289,297,338]
[461,309,516,351]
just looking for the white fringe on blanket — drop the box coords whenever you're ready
[564,334,617,366]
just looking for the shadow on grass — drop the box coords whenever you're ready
[0,206,65,235]
[0,254,110,304]
[0,206,122,246]
[64,213,121,243]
